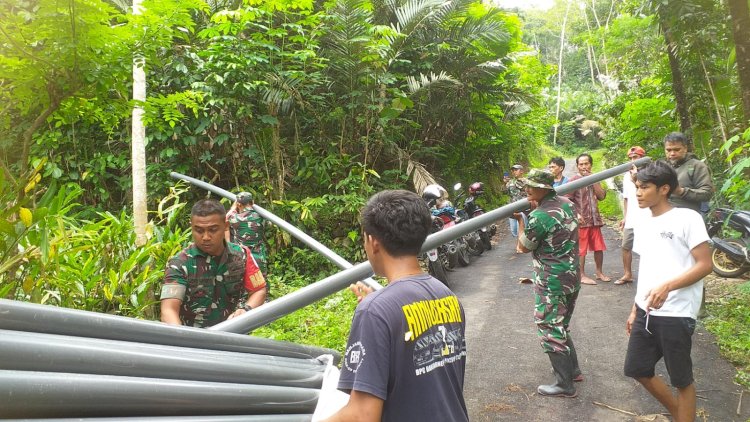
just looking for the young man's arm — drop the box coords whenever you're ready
[644,241,712,310]
[321,390,384,422]
[625,303,637,336]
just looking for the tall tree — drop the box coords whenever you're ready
[727,0,750,124]
[661,19,692,134]
[132,0,147,246]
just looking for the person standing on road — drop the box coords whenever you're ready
[324,190,468,422]
[663,132,714,214]
[617,146,651,286]
[548,157,568,187]
[226,192,269,275]
[567,153,611,285]
[514,169,582,398]
[624,161,712,422]
[505,164,527,237]
[161,199,267,328]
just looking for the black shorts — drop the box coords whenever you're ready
[623,306,697,388]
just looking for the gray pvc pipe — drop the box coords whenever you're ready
[0,329,324,389]
[0,299,340,363]
[0,370,319,418]
[170,172,382,291]
[22,417,312,422]
[210,158,650,334]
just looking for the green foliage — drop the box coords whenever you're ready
[252,281,359,353]
[718,127,750,208]
[704,282,750,388]
[1,171,190,318]
[606,96,675,154]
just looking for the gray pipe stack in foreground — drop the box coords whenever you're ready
[0,299,334,419]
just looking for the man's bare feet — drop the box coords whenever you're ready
[595,273,612,282]
[581,276,597,285]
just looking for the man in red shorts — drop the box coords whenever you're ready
[567,153,611,285]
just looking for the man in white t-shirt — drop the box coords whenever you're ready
[624,161,712,422]
[616,146,651,285]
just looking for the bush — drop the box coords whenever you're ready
[704,282,750,388]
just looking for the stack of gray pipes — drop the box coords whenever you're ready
[0,299,340,421]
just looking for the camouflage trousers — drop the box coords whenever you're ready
[534,290,579,354]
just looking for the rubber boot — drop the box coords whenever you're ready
[567,338,583,382]
[538,352,577,397]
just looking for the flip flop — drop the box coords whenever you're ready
[614,278,634,285]
[595,275,612,282]
[518,277,533,284]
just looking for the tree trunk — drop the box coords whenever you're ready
[552,0,572,145]
[132,0,148,248]
[662,21,692,134]
[269,104,284,199]
[727,0,750,124]
[19,100,60,177]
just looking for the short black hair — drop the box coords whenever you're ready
[361,190,431,257]
[191,199,226,217]
[636,160,678,197]
[549,157,565,168]
[576,153,593,165]
[664,131,688,146]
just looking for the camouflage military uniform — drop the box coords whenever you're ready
[161,242,266,328]
[506,178,526,203]
[519,190,580,354]
[227,208,268,273]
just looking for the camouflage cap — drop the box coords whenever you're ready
[236,192,253,204]
[521,169,554,190]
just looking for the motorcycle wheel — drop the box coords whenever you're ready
[712,239,750,278]
[480,231,492,250]
[429,259,450,286]
[466,233,484,256]
[457,241,471,267]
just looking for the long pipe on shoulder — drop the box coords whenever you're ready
[170,172,382,292]
[209,157,651,334]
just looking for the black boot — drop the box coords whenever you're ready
[538,352,577,397]
[567,338,583,382]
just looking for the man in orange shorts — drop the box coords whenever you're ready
[567,153,610,285]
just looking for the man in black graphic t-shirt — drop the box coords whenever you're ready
[322,190,468,422]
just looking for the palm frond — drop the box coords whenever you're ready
[394,0,449,33]
[406,71,461,94]
[262,73,306,115]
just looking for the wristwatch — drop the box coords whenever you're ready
[241,304,253,312]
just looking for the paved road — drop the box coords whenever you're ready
[448,223,749,421]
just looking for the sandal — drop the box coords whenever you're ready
[614,278,634,285]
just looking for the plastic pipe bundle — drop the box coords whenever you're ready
[0,300,338,420]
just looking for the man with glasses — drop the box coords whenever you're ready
[624,161,711,422]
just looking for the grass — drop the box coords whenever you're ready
[251,275,360,354]
[704,279,750,388]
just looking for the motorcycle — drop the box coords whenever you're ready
[431,204,472,267]
[420,185,452,284]
[454,182,496,252]
[706,207,750,278]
